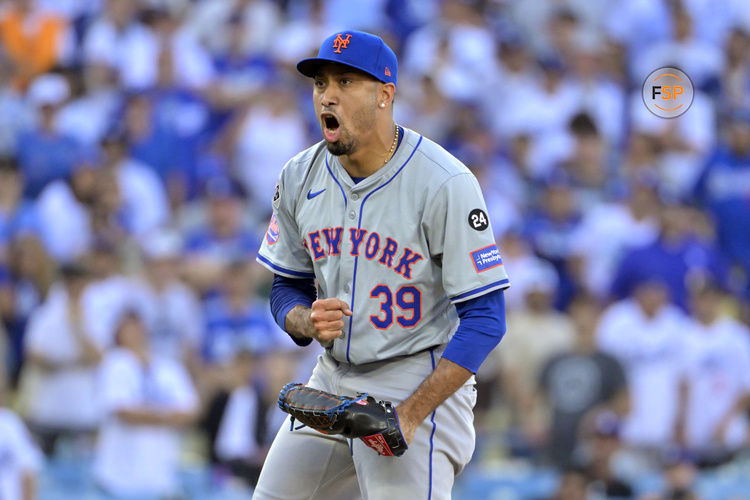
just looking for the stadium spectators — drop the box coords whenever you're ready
[575,411,635,498]
[100,127,171,237]
[0,235,52,386]
[596,280,687,449]
[610,202,729,311]
[492,259,574,454]
[198,260,289,473]
[569,173,660,297]
[22,263,106,454]
[34,159,96,262]
[694,109,750,298]
[17,74,81,198]
[0,0,72,89]
[675,283,750,465]
[134,230,203,367]
[93,311,198,497]
[536,296,629,467]
[0,381,42,500]
[0,156,38,266]
[183,176,257,290]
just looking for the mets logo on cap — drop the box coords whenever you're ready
[333,33,352,53]
[266,214,280,245]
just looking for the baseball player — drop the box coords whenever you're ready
[255,30,509,499]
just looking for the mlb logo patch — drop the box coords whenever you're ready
[266,214,280,245]
[470,244,503,273]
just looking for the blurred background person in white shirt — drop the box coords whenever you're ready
[94,310,198,498]
[22,262,106,455]
[675,282,750,466]
[596,279,687,453]
[0,366,42,500]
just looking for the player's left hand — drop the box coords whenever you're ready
[278,383,408,456]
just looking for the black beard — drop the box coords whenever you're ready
[326,138,355,156]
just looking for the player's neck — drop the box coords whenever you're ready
[339,121,398,178]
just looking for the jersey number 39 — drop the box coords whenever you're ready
[369,285,422,330]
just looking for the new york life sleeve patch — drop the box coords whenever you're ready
[266,213,280,245]
[470,244,503,272]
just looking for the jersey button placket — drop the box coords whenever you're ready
[348,210,356,220]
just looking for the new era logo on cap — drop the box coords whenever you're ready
[297,30,398,87]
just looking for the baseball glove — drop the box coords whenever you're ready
[278,383,408,457]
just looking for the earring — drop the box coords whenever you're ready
[379,103,385,108]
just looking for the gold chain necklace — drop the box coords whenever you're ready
[384,124,399,166]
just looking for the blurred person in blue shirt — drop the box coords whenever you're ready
[123,91,197,205]
[199,261,288,465]
[150,84,215,203]
[201,261,283,368]
[523,175,583,309]
[610,202,729,311]
[17,73,82,197]
[0,235,54,387]
[694,109,750,297]
[184,176,257,291]
[211,10,276,95]
[206,11,276,144]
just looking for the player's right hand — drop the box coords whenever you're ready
[308,298,353,342]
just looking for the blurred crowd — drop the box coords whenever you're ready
[0,0,750,498]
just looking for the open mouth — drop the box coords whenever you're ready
[321,112,341,142]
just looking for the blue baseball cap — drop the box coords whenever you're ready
[297,30,397,87]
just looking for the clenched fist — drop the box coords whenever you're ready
[285,298,353,345]
[308,298,353,342]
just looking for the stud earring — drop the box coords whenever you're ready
[379,103,385,108]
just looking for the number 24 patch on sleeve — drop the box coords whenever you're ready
[470,244,504,273]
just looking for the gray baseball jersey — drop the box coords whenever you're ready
[257,126,510,365]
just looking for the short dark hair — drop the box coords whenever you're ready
[0,156,19,174]
[569,112,598,137]
[59,262,91,281]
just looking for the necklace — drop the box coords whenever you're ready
[384,124,399,166]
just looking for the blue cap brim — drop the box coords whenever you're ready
[297,57,389,84]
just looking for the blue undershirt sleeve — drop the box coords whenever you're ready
[442,289,507,373]
[270,274,317,347]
